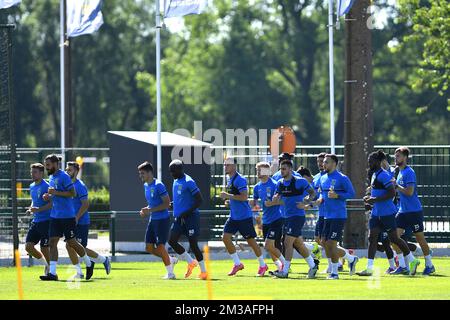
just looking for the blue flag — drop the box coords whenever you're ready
[337,0,356,16]
[0,0,21,9]
[66,0,104,38]
[164,0,207,18]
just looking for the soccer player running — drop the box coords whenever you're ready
[40,154,94,281]
[366,164,398,273]
[251,162,286,273]
[271,153,316,263]
[25,163,52,276]
[138,161,176,279]
[357,150,417,276]
[220,157,268,277]
[64,162,111,279]
[319,154,359,280]
[296,166,322,261]
[391,147,435,275]
[167,160,208,280]
[271,160,318,279]
[311,153,327,251]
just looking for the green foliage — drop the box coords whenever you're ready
[398,0,449,106]
[1,0,448,148]
[89,187,110,211]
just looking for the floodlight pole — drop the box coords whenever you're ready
[156,0,162,180]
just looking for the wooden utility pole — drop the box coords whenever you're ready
[343,0,374,248]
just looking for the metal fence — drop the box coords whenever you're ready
[0,145,449,263]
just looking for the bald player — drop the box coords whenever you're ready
[168,160,207,280]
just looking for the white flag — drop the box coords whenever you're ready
[337,0,356,16]
[0,0,21,9]
[66,0,104,38]
[164,0,207,18]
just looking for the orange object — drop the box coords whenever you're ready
[203,245,213,299]
[185,260,199,278]
[15,250,24,300]
[269,126,297,159]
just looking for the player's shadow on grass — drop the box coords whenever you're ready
[110,267,149,271]
[89,277,111,280]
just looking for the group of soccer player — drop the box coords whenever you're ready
[25,154,111,281]
[26,146,435,281]
[218,152,359,280]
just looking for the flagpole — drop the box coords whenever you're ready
[60,0,65,168]
[156,0,162,180]
[328,0,336,154]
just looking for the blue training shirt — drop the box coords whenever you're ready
[30,180,51,223]
[397,166,422,213]
[253,178,282,225]
[370,169,397,217]
[312,171,326,217]
[73,179,90,225]
[276,176,312,217]
[144,179,170,221]
[319,170,355,219]
[272,170,301,218]
[49,169,75,219]
[172,174,200,218]
[272,169,301,182]
[227,172,253,221]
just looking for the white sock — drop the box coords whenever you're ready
[91,254,106,264]
[283,260,291,273]
[230,253,241,266]
[304,242,314,252]
[388,258,395,269]
[181,252,194,264]
[344,252,355,263]
[305,255,315,268]
[397,253,406,268]
[199,260,207,273]
[50,261,57,275]
[274,260,282,269]
[165,263,173,274]
[367,259,374,270]
[38,256,48,266]
[257,255,266,267]
[74,263,82,275]
[80,254,92,267]
[278,254,286,265]
[424,255,433,268]
[332,262,339,275]
[327,258,332,268]
[406,252,415,264]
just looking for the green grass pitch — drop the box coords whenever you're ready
[1,257,450,300]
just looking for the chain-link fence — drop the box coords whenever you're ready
[0,24,19,264]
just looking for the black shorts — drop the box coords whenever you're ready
[369,214,397,233]
[145,218,170,245]
[377,231,389,243]
[223,217,257,239]
[170,214,200,238]
[283,216,306,238]
[323,218,346,242]
[26,220,50,247]
[262,218,284,241]
[75,224,90,247]
[396,211,424,233]
[49,218,76,241]
[314,216,325,238]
